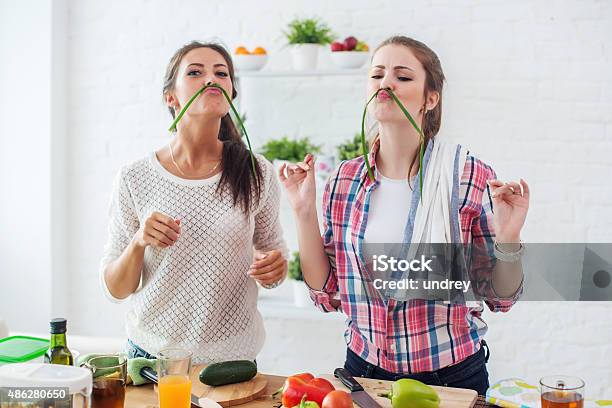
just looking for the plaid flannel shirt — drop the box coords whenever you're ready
[309,139,522,374]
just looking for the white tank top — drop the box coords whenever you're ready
[363,174,414,268]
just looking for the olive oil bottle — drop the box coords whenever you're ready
[44,318,74,365]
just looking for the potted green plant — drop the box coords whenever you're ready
[287,252,311,307]
[260,136,321,173]
[336,133,363,161]
[284,17,334,70]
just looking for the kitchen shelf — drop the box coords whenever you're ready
[236,68,367,78]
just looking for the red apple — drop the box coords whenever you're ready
[331,41,345,52]
[343,36,358,51]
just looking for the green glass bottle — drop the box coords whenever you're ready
[44,318,74,365]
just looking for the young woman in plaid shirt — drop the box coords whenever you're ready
[279,36,530,394]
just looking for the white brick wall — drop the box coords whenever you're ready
[2,0,611,397]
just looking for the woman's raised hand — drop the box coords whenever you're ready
[278,154,317,217]
[487,179,530,243]
[248,249,287,286]
[133,211,181,249]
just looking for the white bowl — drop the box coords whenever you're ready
[233,54,268,71]
[330,51,369,69]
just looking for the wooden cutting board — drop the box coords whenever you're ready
[322,375,478,408]
[190,364,268,407]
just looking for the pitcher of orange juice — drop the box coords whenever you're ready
[157,348,192,408]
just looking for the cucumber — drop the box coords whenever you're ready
[199,360,257,386]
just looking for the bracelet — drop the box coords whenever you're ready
[493,241,525,262]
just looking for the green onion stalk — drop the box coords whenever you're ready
[168,82,257,175]
[361,87,426,197]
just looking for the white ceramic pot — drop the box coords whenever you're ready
[292,280,311,308]
[290,44,321,70]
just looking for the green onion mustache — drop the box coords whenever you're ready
[168,81,256,175]
[361,87,426,197]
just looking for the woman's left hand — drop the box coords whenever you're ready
[248,249,287,286]
[488,178,530,243]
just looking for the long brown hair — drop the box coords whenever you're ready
[371,36,445,182]
[163,41,262,215]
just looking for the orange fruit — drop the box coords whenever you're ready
[235,46,250,55]
[252,47,267,55]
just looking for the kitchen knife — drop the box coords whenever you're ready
[334,368,383,408]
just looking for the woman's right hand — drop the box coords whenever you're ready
[133,211,181,249]
[279,154,317,216]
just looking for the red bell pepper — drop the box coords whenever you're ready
[281,373,335,407]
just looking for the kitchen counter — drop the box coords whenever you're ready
[125,373,497,408]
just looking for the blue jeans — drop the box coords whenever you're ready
[344,340,490,395]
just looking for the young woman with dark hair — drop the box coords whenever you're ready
[100,41,287,364]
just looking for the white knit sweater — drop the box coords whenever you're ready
[100,152,287,364]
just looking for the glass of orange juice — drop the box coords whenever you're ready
[157,348,193,408]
